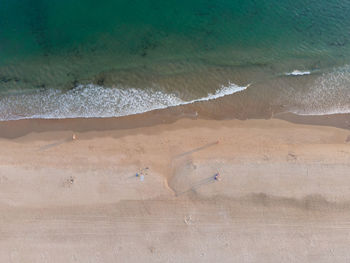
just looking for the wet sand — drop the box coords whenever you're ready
[1,115,350,262]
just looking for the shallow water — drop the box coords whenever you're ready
[0,0,350,120]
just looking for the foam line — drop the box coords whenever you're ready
[283,65,350,115]
[0,82,248,121]
[285,70,311,76]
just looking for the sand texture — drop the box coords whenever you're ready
[1,118,350,262]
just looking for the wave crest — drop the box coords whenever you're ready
[0,83,247,121]
[285,70,311,76]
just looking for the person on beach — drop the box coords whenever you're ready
[214,173,221,181]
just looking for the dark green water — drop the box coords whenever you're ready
[1,0,350,119]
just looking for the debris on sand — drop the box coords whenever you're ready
[63,176,75,188]
[184,215,194,225]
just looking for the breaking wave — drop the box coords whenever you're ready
[285,70,311,76]
[286,65,350,115]
[0,82,247,121]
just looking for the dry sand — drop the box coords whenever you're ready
[1,117,350,262]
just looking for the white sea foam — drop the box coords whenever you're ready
[0,82,248,121]
[183,82,248,104]
[285,65,350,115]
[285,70,311,76]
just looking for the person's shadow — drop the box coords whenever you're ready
[38,135,76,151]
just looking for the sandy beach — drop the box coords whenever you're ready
[1,114,350,262]
[2,1,350,262]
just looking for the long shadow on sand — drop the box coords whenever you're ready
[38,136,75,151]
[174,175,217,196]
[173,141,219,159]
[168,141,220,196]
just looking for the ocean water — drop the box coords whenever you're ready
[0,0,350,120]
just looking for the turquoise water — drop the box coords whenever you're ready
[0,0,350,119]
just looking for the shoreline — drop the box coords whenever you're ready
[0,104,349,139]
